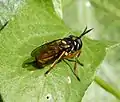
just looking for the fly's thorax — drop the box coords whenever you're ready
[61,35,82,53]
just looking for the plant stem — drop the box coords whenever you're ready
[94,76,120,100]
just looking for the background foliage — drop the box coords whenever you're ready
[62,0,120,102]
[0,0,120,102]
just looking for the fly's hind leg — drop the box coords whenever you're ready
[44,51,66,75]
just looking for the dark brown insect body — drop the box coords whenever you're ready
[35,36,81,67]
[23,27,93,81]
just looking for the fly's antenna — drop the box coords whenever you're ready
[79,26,93,38]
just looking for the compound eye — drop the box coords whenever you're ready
[76,44,80,50]
[77,39,82,45]
[76,39,82,49]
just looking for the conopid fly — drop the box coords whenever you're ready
[23,27,93,81]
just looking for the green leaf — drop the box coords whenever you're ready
[0,0,21,29]
[64,0,120,101]
[0,0,110,102]
[94,76,120,99]
[90,0,120,42]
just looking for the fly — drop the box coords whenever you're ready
[23,27,93,81]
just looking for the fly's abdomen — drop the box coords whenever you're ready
[35,44,63,68]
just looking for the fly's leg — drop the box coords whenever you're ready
[44,51,66,75]
[63,59,80,81]
[66,58,83,77]
[74,52,81,78]
[74,59,77,76]
[66,59,84,66]
[64,52,83,81]
[75,58,84,66]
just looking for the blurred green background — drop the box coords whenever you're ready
[62,0,120,102]
[0,0,120,102]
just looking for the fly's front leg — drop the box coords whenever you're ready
[66,59,84,66]
[63,59,80,81]
[44,51,66,75]
[73,51,83,80]
[74,59,77,76]
[75,58,84,66]
[66,57,83,77]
